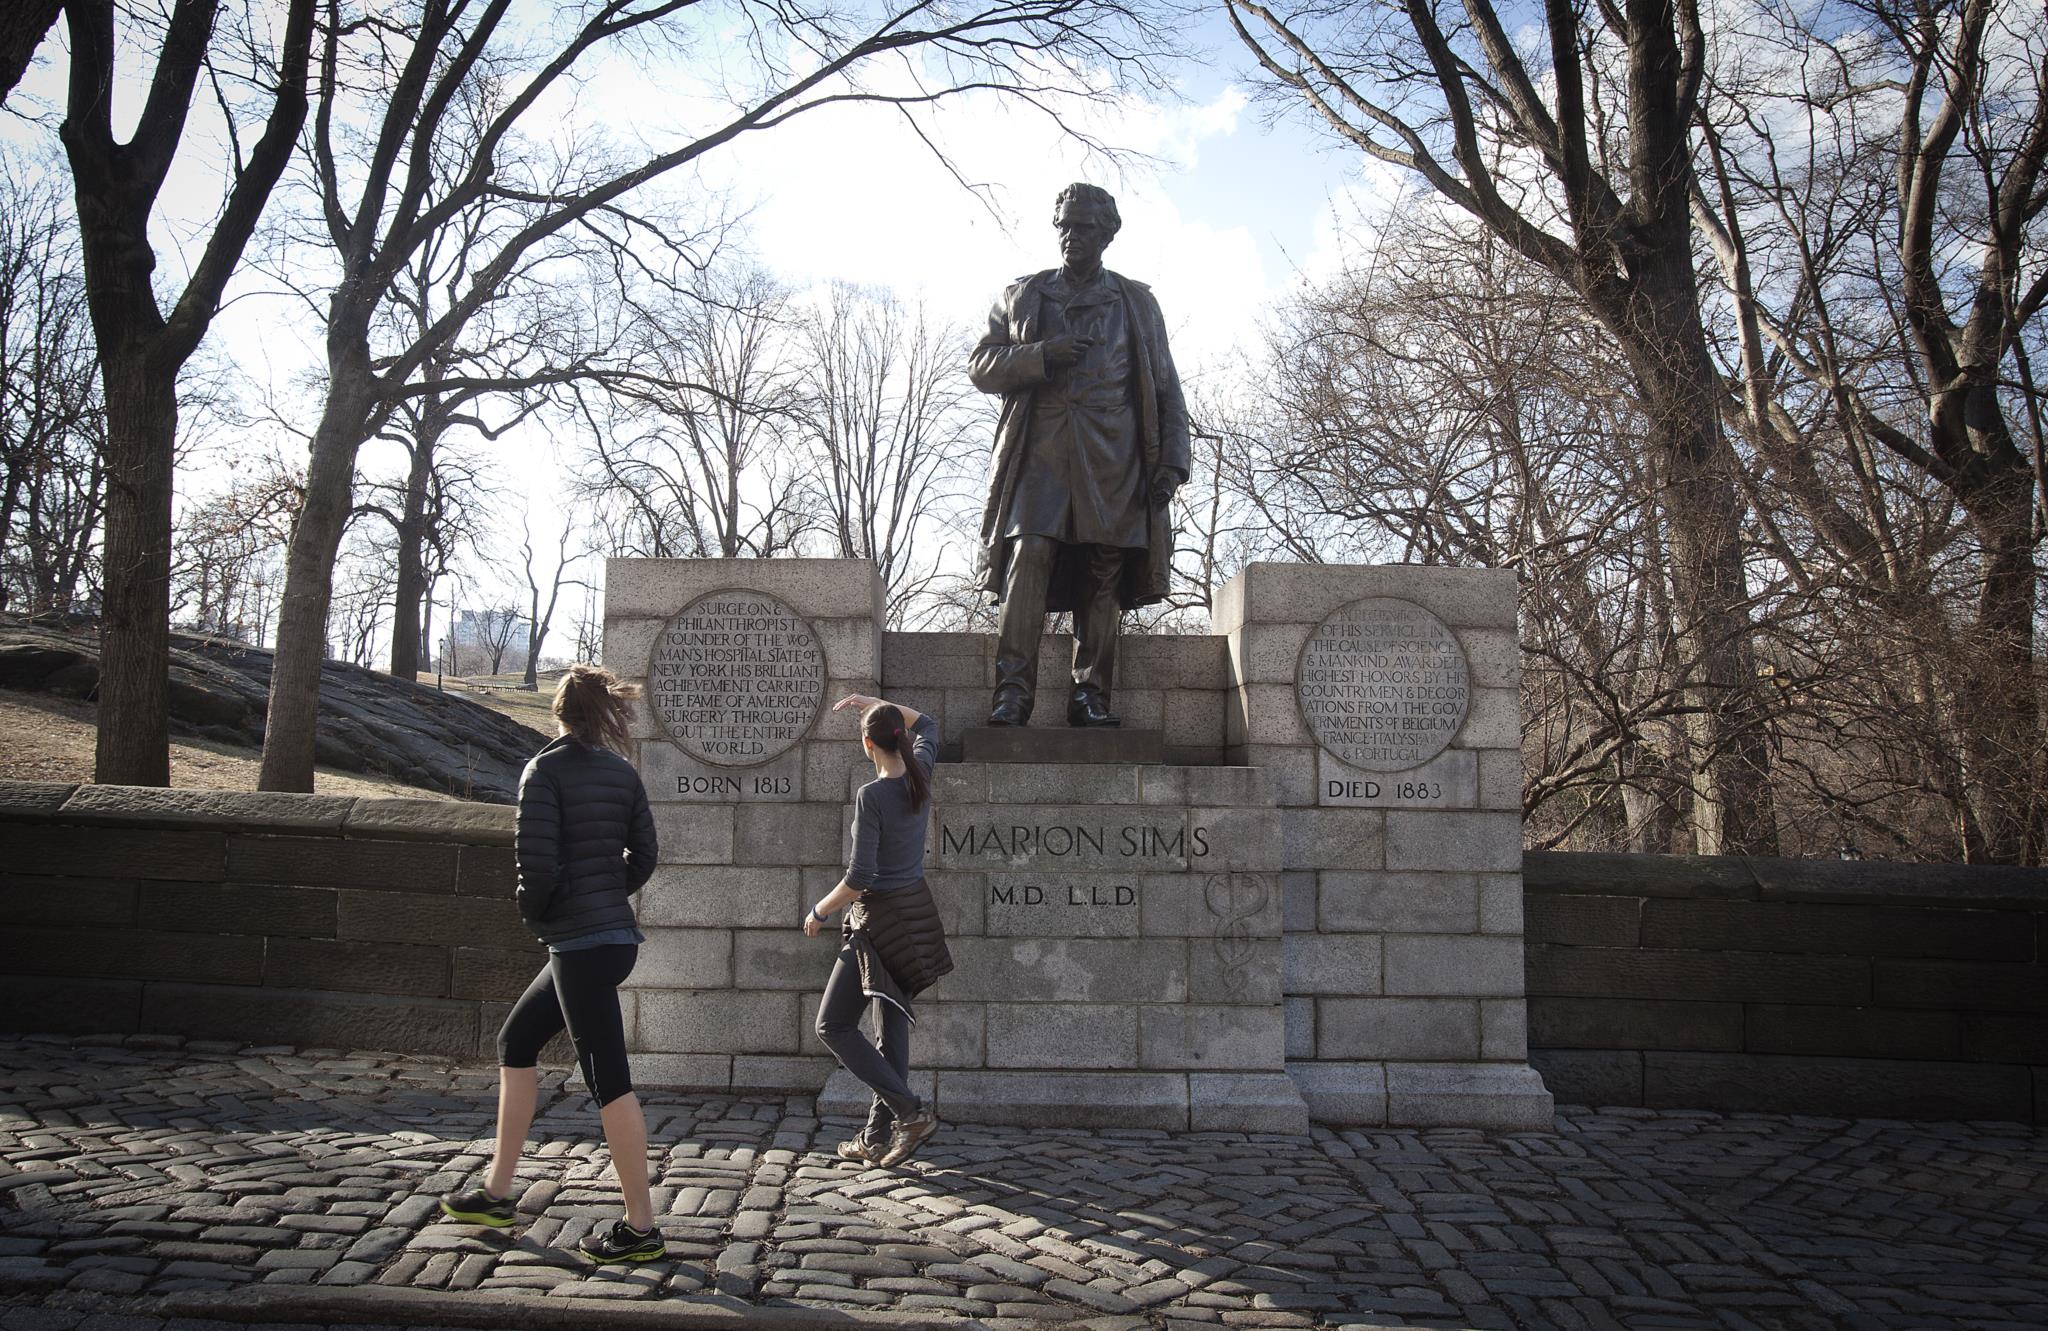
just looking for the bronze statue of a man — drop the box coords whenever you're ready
[970,183,1190,728]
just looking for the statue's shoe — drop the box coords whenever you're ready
[988,695,1031,727]
[1066,694,1121,728]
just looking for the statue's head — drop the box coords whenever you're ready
[1053,183,1119,269]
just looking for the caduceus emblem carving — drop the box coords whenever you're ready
[1203,872,1270,999]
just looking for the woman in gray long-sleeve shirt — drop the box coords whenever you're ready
[802,694,952,1168]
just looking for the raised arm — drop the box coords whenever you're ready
[830,693,926,729]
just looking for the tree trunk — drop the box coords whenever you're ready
[1956,452,2043,862]
[93,350,175,786]
[260,354,373,792]
[386,424,438,677]
[0,468,23,612]
[1615,272,1780,855]
[421,574,438,673]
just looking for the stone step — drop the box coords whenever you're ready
[816,1067,1310,1133]
[960,726,1164,765]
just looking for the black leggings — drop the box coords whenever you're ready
[815,946,919,1134]
[498,944,638,1107]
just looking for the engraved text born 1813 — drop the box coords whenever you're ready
[1298,597,1470,771]
[649,589,823,767]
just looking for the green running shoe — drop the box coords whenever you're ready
[439,1186,516,1227]
[579,1219,667,1264]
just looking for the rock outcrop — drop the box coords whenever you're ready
[0,617,546,802]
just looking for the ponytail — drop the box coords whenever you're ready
[862,704,928,812]
[552,663,638,753]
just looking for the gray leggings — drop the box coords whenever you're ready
[814,946,918,1134]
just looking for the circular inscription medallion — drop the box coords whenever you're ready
[648,589,824,767]
[1297,597,1470,771]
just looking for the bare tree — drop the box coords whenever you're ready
[520,516,583,690]
[260,0,1173,792]
[56,0,314,784]
[357,402,498,678]
[265,73,632,683]
[1691,0,2047,860]
[803,283,982,623]
[328,530,397,668]
[0,153,104,616]
[569,581,602,666]
[1154,381,1279,627]
[1255,212,1721,850]
[575,264,816,560]
[0,0,61,107]
[171,466,298,644]
[1228,0,1780,853]
[473,604,524,677]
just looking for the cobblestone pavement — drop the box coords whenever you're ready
[2,1037,2044,1331]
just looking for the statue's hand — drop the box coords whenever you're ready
[1149,473,1179,507]
[1042,333,1094,372]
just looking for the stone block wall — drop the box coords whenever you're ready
[602,559,886,1093]
[1214,563,1547,1127]
[1526,852,2048,1123]
[812,759,1301,1131]
[0,782,544,1061]
[880,631,1231,763]
[7,774,2038,1125]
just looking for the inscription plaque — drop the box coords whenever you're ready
[1298,597,1470,771]
[648,589,823,767]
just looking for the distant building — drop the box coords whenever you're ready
[439,607,532,676]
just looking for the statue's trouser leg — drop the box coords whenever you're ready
[1071,544,1125,703]
[993,534,1059,709]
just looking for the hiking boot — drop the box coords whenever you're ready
[879,1108,939,1167]
[578,1219,667,1264]
[439,1186,516,1227]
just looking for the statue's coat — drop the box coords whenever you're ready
[970,269,1190,613]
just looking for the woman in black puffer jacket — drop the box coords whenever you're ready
[439,665,665,1266]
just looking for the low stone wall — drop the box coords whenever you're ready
[0,781,550,1061]
[7,780,2040,1125]
[1526,852,2048,1124]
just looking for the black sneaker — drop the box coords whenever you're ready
[439,1186,516,1227]
[578,1219,667,1264]
[879,1108,939,1167]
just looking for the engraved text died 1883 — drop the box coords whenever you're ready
[1298,596,1470,771]
[649,589,823,767]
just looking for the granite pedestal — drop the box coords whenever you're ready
[959,726,1164,764]
[604,557,1553,1130]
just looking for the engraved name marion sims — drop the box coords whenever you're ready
[649,589,824,766]
[1298,597,1470,771]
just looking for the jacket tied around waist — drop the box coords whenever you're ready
[842,878,953,1022]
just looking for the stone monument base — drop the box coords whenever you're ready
[818,1068,1310,1134]
[960,726,1165,765]
[1289,1061,1554,1130]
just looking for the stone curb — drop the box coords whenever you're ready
[0,780,79,816]
[344,796,516,845]
[56,783,357,833]
[0,777,514,844]
[153,1285,1206,1330]
[1524,848,2048,908]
